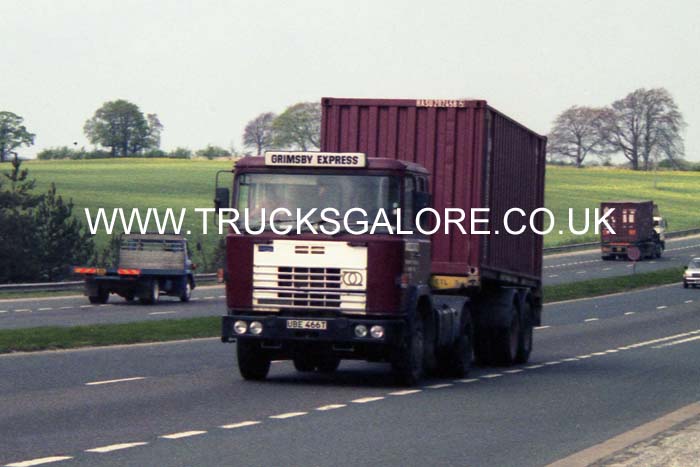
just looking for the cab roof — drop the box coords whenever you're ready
[234,156,428,175]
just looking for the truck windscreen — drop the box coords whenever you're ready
[235,173,400,232]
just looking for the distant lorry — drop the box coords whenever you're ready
[217,98,546,385]
[74,233,195,304]
[600,201,666,260]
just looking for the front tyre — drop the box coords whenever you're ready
[180,278,192,302]
[237,340,271,381]
[392,316,425,386]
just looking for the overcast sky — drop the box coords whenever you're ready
[1,0,698,161]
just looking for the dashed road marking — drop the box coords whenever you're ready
[505,369,524,374]
[685,300,694,304]
[602,267,612,271]
[6,456,73,466]
[584,318,599,322]
[577,354,593,359]
[389,389,422,396]
[576,271,587,275]
[562,357,579,362]
[657,305,668,310]
[535,325,551,330]
[219,421,261,429]
[160,430,207,439]
[544,361,561,366]
[270,412,308,419]
[85,442,148,453]
[425,383,453,389]
[14,308,31,312]
[351,396,384,404]
[482,373,503,379]
[624,312,636,315]
[0,310,7,313]
[79,305,93,309]
[548,274,559,278]
[525,364,544,369]
[591,351,607,356]
[59,306,72,310]
[653,335,700,349]
[85,376,146,386]
[315,404,346,411]
[455,378,479,383]
[218,295,226,298]
[38,307,53,311]
[148,311,177,315]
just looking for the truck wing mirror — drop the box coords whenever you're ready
[215,187,230,212]
[413,192,431,212]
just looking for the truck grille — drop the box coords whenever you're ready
[252,265,366,313]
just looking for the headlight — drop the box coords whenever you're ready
[354,324,368,338]
[249,321,263,335]
[370,325,385,339]
[234,320,248,335]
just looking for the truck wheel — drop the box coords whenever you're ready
[654,244,663,258]
[237,340,271,381]
[515,302,533,364]
[601,255,613,261]
[684,281,689,289]
[180,279,192,302]
[89,289,109,304]
[140,280,160,305]
[438,320,472,378]
[491,305,520,366]
[392,316,425,386]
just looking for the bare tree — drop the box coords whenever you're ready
[243,112,276,155]
[548,106,608,168]
[599,88,685,170]
[272,102,321,151]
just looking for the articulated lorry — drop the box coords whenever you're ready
[74,233,195,304]
[600,200,665,260]
[218,98,546,385]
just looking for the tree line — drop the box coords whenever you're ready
[548,87,686,169]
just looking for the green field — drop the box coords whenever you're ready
[15,159,700,270]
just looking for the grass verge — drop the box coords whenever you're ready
[0,266,686,354]
[0,317,220,354]
[543,266,684,303]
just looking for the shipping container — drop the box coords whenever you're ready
[321,97,547,284]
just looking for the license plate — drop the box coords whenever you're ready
[286,319,327,330]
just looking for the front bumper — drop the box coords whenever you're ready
[684,276,700,285]
[221,314,405,346]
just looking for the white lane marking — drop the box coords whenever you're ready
[482,373,503,379]
[625,329,700,349]
[148,311,177,315]
[592,352,607,356]
[577,354,593,359]
[455,378,479,383]
[38,307,53,311]
[584,318,599,322]
[220,421,261,429]
[525,364,544,369]
[625,312,636,315]
[80,305,93,308]
[562,357,579,362]
[685,300,694,304]
[204,296,216,300]
[544,361,562,366]
[6,456,73,466]
[602,267,612,271]
[605,349,619,353]
[351,396,384,404]
[59,306,72,310]
[576,271,587,274]
[85,442,148,453]
[548,274,559,278]
[14,308,31,312]
[191,297,200,301]
[160,430,207,439]
[389,389,422,396]
[269,411,308,419]
[315,404,346,411]
[535,325,551,330]
[425,383,453,389]
[657,305,668,310]
[653,335,700,349]
[0,310,7,313]
[505,369,524,374]
[85,376,146,386]
[218,295,226,298]
[99,304,110,307]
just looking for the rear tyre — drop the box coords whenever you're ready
[237,340,271,381]
[88,289,109,304]
[317,355,341,373]
[515,302,533,364]
[684,281,689,289]
[439,318,472,378]
[491,312,520,366]
[140,280,160,305]
[180,278,192,302]
[392,316,425,386]
[654,244,663,259]
[293,356,317,372]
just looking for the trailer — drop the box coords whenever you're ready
[217,97,546,385]
[600,200,665,260]
[74,233,195,304]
